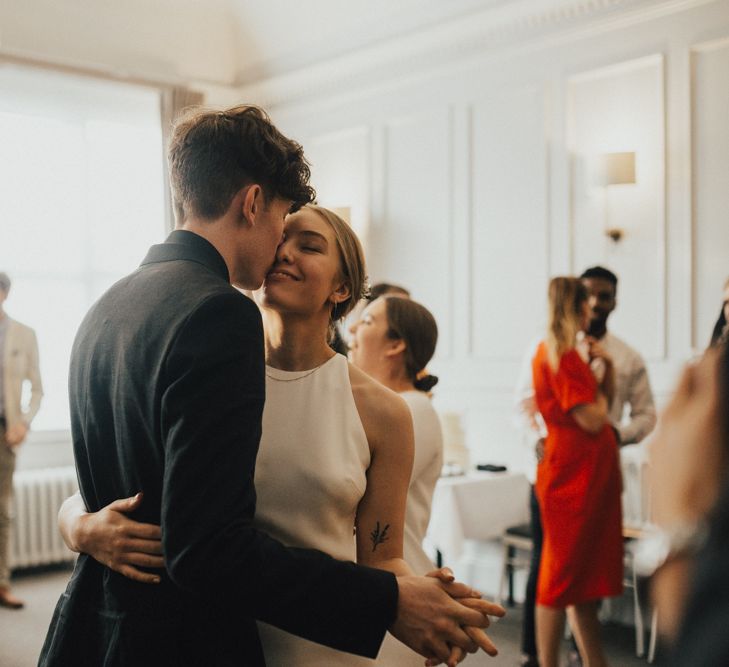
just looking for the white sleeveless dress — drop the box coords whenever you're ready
[398,391,442,575]
[253,353,424,666]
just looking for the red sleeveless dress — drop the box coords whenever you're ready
[532,342,623,607]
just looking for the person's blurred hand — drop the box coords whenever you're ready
[649,349,726,639]
[5,422,28,447]
[649,349,725,527]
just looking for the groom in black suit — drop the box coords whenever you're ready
[39,106,498,666]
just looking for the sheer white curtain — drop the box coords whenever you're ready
[0,65,172,431]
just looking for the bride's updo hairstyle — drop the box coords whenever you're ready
[305,204,368,322]
[382,297,439,393]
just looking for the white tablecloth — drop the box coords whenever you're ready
[425,471,531,564]
[426,447,650,568]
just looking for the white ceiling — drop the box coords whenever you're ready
[0,0,641,89]
[227,0,532,84]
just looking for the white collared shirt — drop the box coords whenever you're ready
[599,332,657,445]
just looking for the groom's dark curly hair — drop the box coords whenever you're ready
[168,105,315,223]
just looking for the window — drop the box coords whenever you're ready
[0,65,167,431]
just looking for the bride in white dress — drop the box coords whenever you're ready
[57,205,498,665]
[250,205,427,665]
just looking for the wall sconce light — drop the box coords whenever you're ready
[602,151,635,243]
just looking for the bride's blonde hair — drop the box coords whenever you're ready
[546,277,588,371]
[305,205,369,343]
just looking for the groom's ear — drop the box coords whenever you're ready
[239,184,263,226]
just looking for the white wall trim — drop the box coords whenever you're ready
[446,105,457,361]
[236,0,715,108]
[688,33,729,52]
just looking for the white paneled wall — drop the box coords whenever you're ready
[305,127,371,244]
[471,86,549,362]
[692,37,729,348]
[568,54,667,360]
[381,109,455,358]
[263,0,729,475]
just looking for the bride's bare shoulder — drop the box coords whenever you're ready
[348,363,411,435]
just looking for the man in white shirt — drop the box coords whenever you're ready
[0,271,43,609]
[580,265,656,446]
[515,265,656,667]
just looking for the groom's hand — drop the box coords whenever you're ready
[390,575,505,666]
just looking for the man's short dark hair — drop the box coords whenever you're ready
[0,272,11,293]
[168,105,315,223]
[580,266,618,292]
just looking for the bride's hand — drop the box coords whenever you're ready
[425,567,505,664]
[75,492,164,584]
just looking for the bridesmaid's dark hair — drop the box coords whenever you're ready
[720,343,729,453]
[382,297,439,392]
[710,307,728,349]
[709,277,729,349]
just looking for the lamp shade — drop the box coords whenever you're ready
[604,151,636,185]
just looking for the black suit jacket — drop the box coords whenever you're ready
[40,230,398,666]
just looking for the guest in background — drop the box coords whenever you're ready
[580,266,656,446]
[514,265,655,667]
[531,277,622,667]
[708,276,729,348]
[0,271,43,609]
[348,295,442,575]
[337,282,411,354]
[369,282,410,301]
[348,295,445,664]
[642,342,728,665]
[511,361,546,667]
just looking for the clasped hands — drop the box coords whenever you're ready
[400,567,506,666]
[69,492,505,666]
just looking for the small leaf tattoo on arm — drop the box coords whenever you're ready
[370,521,390,552]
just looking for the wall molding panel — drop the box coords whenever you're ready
[469,85,550,362]
[380,107,455,359]
[690,36,729,348]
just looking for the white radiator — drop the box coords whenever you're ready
[10,466,78,569]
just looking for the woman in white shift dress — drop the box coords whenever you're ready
[348,295,443,576]
[348,295,445,666]
[56,205,494,665]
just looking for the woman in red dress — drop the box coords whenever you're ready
[532,277,623,667]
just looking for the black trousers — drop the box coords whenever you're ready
[521,485,543,656]
[522,485,582,659]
